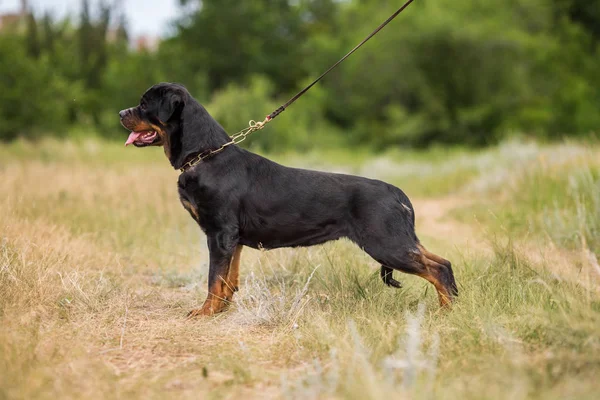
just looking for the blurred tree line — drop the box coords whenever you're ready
[0,0,599,149]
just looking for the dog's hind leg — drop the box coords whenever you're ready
[366,245,457,307]
[380,265,402,288]
[417,244,457,296]
[417,255,456,306]
[417,244,451,268]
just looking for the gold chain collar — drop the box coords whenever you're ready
[179,116,271,173]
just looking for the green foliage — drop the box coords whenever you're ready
[0,35,79,140]
[207,76,342,152]
[0,0,598,148]
[175,0,307,92]
[317,0,599,147]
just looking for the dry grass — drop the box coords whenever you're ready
[1,139,599,399]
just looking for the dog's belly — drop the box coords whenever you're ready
[239,219,349,250]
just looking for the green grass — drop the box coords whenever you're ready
[1,138,599,399]
[454,141,600,253]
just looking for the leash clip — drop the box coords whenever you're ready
[248,116,270,131]
[179,116,272,173]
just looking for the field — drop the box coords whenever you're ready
[1,138,600,399]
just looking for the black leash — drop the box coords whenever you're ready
[266,0,416,122]
[181,0,416,172]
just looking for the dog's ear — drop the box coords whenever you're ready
[164,86,230,170]
[158,92,183,123]
[167,95,206,169]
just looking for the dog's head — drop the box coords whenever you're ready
[120,83,229,170]
[119,83,187,148]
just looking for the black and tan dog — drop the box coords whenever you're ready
[119,83,458,317]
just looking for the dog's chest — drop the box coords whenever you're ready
[177,175,227,231]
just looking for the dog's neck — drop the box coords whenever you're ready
[165,100,233,170]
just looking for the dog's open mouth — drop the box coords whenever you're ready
[125,131,158,147]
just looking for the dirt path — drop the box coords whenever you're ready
[412,196,491,256]
[412,195,600,289]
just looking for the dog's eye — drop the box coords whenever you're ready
[140,103,147,110]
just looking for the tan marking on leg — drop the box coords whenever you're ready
[419,273,453,307]
[188,277,233,318]
[187,248,242,319]
[228,245,242,291]
[417,244,450,266]
[418,255,453,307]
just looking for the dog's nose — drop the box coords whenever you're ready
[119,109,128,119]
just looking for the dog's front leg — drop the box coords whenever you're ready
[188,231,238,318]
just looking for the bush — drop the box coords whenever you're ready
[0,35,80,140]
[206,76,343,152]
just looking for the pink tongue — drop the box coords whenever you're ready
[125,132,143,146]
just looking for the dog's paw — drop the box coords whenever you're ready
[186,303,219,318]
[186,308,212,319]
[186,299,232,319]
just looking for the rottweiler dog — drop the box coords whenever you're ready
[119,83,458,317]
